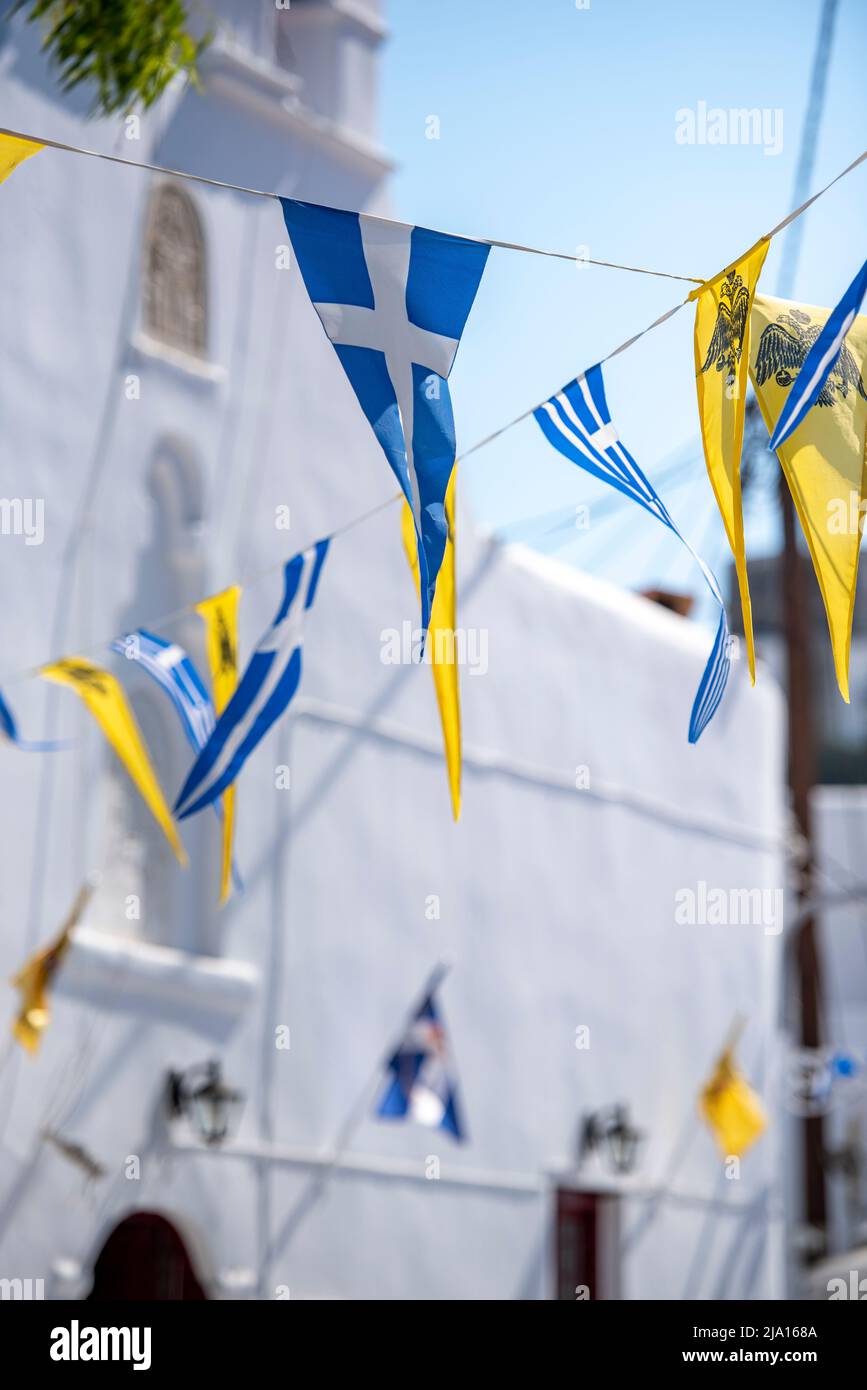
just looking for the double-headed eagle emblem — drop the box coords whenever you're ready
[701,281,867,411]
[754,307,867,406]
[700,269,751,379]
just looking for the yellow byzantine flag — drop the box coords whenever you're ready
[750,293,867,702]
[11,880,94,1054]
[196,587,241,903]
[0,133,43,184]
[41,658,186,864]
[700,1047,767,1159]
[401,468,461,820]
[691,238,770,683]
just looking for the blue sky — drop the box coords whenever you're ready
[381,0,867,606]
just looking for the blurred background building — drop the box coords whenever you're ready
[0,0,852,1300]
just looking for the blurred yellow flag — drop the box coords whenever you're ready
[401,469,461,820]
[0,133,42,185]
[196,587,241,904]
[41,657,186,865]
[700,1048,767,1158]
[750,293,867,702]
[692,238,770,683]
[11,882,93,1055]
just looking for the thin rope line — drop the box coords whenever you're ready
[766,147,867,239]
[0,139,864,690]
[0,123,701,283]
[0,490,407,688]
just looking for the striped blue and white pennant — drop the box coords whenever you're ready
[768,254,867,451]
[534,363,731,742]
[112,628,242,889]
[175,540,329,819]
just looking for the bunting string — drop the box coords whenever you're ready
[0,130,863,695]
[0,124,702,284]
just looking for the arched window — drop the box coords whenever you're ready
[93,438,216,954]
[143,184,207,358]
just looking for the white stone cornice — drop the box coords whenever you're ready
[199,39,393,181]
[56,925,259,1026]
[287,0,389,43]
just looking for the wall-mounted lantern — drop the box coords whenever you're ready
[579,1104,644,1176]
[167,1060,244,1146]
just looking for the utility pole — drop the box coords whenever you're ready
[774,0,840,1261]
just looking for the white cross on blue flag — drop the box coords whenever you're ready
[280,199,489,641]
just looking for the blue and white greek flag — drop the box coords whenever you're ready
[280,198,489,643]
[175,540,329,819]
[115,629,243,891]
[376,988,464,1141]
[112,629,215,751]
[769,255,867,451]
[534,363,730,742]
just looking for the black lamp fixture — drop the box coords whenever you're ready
[167,1060,244,1146]
[579,1104,644,1176]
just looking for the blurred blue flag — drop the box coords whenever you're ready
[376,985,464,1141]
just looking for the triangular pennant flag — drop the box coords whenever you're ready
[699,1047,767,1158]
[176,545,328,820]
[376,984,464,1140]
[0,133,43,185]
[401,467,461,819]
[750,293,867,701]
[769,256,867,451]
[111,627,242,900]
[11,881,94,1054]
[196,588,242,905]
[691,238,770,684]
[41,658,186,864]
[280,198,489,645]
[534,364,731,742]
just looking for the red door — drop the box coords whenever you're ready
[555,1189,599,1300]
[87,1212,207,1301]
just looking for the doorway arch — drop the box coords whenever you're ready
[86,1211,207,1300]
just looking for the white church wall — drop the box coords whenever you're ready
[0,2,786,1300]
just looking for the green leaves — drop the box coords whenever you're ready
[11,1,212,115]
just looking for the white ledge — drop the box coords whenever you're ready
[130,331,226,385]
[200,42,393,180]
[288,0,389,43]
[57,926,259,1029]
[204,38,304,102]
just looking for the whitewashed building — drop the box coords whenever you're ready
[0,1,786,1299]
